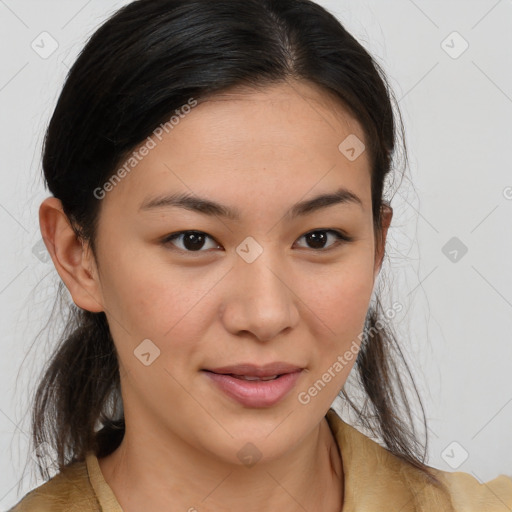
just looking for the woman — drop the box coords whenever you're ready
[8,0,512,510]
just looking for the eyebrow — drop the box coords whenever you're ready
[139,186,363,221]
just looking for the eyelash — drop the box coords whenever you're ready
[161,229,353,255]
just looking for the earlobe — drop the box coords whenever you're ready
[373,203,393,279]
[39,196,105,313]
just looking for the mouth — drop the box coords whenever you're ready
[220,374,282,381]
[202,362,303,408]
[204,362,302,378]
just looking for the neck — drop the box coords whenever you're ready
[98,412,343,512]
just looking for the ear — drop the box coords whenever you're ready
[39,196,104,313]
[373,203,393,280]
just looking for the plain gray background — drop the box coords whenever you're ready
[1,0,511,508]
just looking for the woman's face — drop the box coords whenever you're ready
[87,80,390,465]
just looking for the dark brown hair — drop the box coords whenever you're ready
[27,0,442,489]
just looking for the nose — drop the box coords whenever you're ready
[220,252,300,343]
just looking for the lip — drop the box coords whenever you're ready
[206,362,302,378]
[203,362,303,408]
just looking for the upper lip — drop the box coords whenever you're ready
[205,362,303,378]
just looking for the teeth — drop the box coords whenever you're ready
[235,374,279,381]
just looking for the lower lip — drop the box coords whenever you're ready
[203,370,302,408]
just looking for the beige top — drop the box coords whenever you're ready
[8,409,512,511]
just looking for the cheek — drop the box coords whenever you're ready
[330,270,373,330]
[99,250,219,365]
[305,252,375,339]
[294,254,375,404]
[97,238,188,330]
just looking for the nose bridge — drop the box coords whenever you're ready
[225,239,299,341]
[243,253,284,294]
[237,239,289,302]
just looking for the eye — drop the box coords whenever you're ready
[294,229,352,251]
[162,231,221,253]
[161,229,352,254]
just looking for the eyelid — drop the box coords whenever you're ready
[161,228,353,254]
[295,229,353,250]
[162,230,222,253]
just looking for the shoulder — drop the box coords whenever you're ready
[398,463,512,511]
[325,409,512,511]
[7,459,101,512]
[432,468,512,511]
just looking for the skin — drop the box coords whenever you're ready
[39,79,392,512]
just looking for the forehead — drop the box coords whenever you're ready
[179,80,366,160]
[101,80,372,217]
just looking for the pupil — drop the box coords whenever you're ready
[307,231,327,249]
[184,232,205,251]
